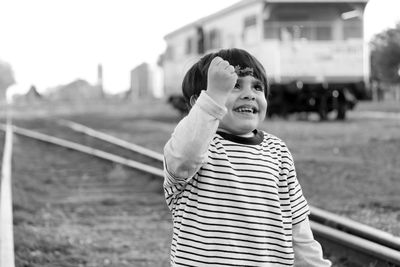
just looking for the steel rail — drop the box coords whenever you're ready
[55,120,400,264]
[310,205,400,252]
[311,222,400,265]
[57,119,164,161]
[0,114,15,267]
[3,122,400,265]
[0,124,163,178]
[55,120,400,253]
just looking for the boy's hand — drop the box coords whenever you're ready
[206,56,238,106]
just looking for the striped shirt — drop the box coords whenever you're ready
[165,128,310,266]
[164,91,330,267]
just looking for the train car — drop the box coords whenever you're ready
[162,0,369,119]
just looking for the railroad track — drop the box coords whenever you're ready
[0,116,15,267]
[0,120,170,267]
[1,119,400,267]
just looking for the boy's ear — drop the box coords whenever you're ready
[189,95,198,107]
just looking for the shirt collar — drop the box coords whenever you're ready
[216,129,263,145]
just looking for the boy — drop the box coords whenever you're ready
[163,48,331,266]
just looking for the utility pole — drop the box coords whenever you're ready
[97,64,104,97]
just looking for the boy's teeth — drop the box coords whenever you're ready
[236,107,254,113]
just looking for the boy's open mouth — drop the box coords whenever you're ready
[233,105,258,114]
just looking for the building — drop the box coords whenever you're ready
[128,63,163,99]
[162,0,369,98]
[129,63,152,98]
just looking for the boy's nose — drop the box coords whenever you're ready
[241,87,256,100]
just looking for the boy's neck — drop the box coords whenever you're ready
[217,128,255,138]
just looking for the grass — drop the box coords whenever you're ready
[16,97,399,234]
[4,97,400,266]
[10,98,400,233]
[260,116,400,235]
[11,135,170,267]
[356,99,400,113]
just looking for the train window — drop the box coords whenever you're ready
[207,29,221,50]
[243,15,258,44]
[279,25,312,41]
[185,37,193,55]
[264,19,333,41]
[244,15,257,28]
[165,45,175,60]
[316,26,332,40]
[343,19,362,39]
[197,27,205,54]
[263,22,280,39]
[299,26,313,39]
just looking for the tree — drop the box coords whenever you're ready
[370,22,400,84]
[0,60,15,101]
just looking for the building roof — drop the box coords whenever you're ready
[164,0,369,39]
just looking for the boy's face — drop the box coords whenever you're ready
[218,75,267,136]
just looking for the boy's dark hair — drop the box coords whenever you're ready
[182,48,269,105]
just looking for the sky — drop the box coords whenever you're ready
[1,0,400,96]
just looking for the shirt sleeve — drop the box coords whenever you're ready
[293,216,332,266]
[163,90,227,189]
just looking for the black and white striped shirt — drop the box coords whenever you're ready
[165,129,309,266]
[164,91,329,267]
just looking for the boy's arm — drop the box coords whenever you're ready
[164,57,237,184]
[164,91,226,182]
[293,216,332,266]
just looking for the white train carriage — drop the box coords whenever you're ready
[162,0,369,119]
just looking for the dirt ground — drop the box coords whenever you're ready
[3,99,400,266]
[261,116,400,235]
[11,136,171,267]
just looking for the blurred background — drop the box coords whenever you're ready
[0,0,399,107]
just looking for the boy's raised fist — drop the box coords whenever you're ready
[207,57,238,98]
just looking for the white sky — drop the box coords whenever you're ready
[1,0,399,95]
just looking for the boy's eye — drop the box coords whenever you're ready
[254,84,264,92]
[234,83,241,89]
